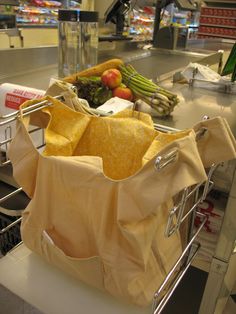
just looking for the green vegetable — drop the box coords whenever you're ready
[93,86,113,106]
[74,76,104,107]
[119,64,179,116]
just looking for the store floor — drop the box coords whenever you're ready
[0,255,207,314]
[0,266,208,314]
[0,285,42,314]
[0,266,219,314]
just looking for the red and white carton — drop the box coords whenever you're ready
[0,83,45,115]
[0,83,45,150]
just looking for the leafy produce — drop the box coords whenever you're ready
[63,58,124,84]
[119,64,179,116]
[101,68,122,89]
[62,58,179,115]
[93,87,113,106]
[74,76,112,107]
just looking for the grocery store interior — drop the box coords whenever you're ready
[0,0,236,314]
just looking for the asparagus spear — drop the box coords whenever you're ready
[119,64,179,116]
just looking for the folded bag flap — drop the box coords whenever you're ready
[193,116,236,168]
[118,130,207,223]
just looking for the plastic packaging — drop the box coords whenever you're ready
[79,11,99,70]
[58,9,99,78]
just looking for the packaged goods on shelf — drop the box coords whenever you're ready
[194,192,226,269]
[129,6,175,41]
[14,0,80,26]
[129,6,155,41]
[198,5,236,40]
[129,3,199,42]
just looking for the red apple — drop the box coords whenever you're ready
[112,86,133,101]
[101,69,122,89]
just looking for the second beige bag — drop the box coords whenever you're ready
[8,97,208,306]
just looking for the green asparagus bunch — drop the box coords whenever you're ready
[119,64,179,116]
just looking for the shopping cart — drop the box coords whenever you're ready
[0,96,216,314]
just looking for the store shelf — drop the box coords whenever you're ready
[200,24,236,29]
[198,33,236,39]
[17,23,57,28]
[13,0,80,27]
[204,0,236,4]
[198,3,236,40]
[200,15,236,19]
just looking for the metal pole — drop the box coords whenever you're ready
[152,0,174,47]
[152,0,162,47]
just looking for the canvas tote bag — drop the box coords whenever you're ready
[193,116,236,168]
[179,116,236,248]
[8,96,208,306]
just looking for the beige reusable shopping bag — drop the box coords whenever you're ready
[8,96,209,306]
[193,116,236,168]
[180,116,236,248]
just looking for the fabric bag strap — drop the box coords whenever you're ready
[193,116,236,168]
[8,97,54,197]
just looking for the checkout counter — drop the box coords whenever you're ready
[0,21,235,314]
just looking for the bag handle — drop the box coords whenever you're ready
[193,116,236,167]
[8,97,57,198]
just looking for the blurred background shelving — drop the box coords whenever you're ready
[15,0,81,27]
[0,0,81,28]
[128,1,200,42]
[198,0,236,40]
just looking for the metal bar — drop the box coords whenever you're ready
[201,165,218,200]
[154,122,210,143]
[0,127,42,146]
[176,187,189,228]
[187,186,201,247]
[0,187,23,204]
[154,123,179,133]
[153,243,200,314]
[6,240,23,253]
[198,50,224,73]
[180,181,214,224]
[0,95,64,126]
[153,211,207,309]
[165,182,207,237]
[0,160,11,167]
[0,95,62,120]
[165,187,190,237]
[165,162,217,237]
[0,217,22,235]
[0,102,45,119]
[155,148,178,170]
[0,103,49,126]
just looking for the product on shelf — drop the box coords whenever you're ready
[129,6,155,41]
[14,0,80,26]
[129,3,199,42]
[198,5,236,40]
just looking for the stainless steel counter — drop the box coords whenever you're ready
[0,41,235,135]
[153,78,236,133]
